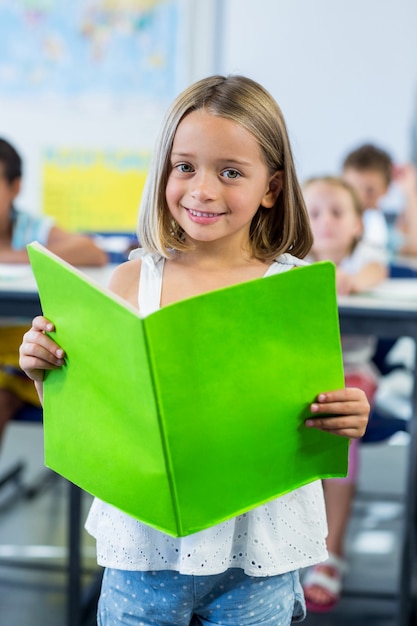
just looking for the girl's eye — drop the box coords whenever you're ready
[176,163,194,173]
[222,168,240,179]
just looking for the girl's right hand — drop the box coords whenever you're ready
[19,316,65,383]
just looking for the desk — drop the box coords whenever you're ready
[0,263,115,319]
[339,281,417,626]
[2,267,417,625]
[0,262,117,626]
[392,255,417,272]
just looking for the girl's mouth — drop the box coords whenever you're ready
[185,208,225,224]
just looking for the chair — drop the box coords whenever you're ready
[0,403,102,625]
[362,260,415,444]
[362,407,408,443]
[0,403,58,501]
[389,263,417,279]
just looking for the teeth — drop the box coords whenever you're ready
[189,209,218,218]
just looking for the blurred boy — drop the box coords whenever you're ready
[343,143,417,255]
[342,143,392,249]
[0,137,108,445]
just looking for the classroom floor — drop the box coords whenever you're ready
[0,422,411,626]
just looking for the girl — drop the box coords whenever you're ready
[19,76,369,626]
[302,176,387,613]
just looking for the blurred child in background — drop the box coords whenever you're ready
[342,143,417,256]
[301,176,387,612]
[0,137,108,447]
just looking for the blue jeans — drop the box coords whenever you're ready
[97,567,306,625]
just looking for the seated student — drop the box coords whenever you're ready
[343,142,417,401]
[301,175,387,613]
[342,142,417,256]
[0,137,108,447]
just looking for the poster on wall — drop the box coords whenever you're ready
[42,148,150,233]
[0,0,181,104]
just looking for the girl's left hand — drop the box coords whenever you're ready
[305,387,369,439]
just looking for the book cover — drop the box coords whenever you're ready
[28,242,347,537]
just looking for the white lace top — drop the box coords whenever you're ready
[85,251,328,576]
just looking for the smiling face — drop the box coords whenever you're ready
[165,108,281,255]
[304,180,363,264]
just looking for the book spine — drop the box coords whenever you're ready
[143,323,183,536]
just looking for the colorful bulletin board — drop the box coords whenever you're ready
[42,148,150,232]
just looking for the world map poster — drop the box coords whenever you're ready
[0,0,180,102]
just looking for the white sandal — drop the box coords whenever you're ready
[302,553,347,613]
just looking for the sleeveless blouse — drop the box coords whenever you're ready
[85,251,328,576]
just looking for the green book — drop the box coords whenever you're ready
[28,242,347,537]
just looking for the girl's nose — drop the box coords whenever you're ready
[190,171,216,201]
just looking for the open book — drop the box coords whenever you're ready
[28,242,347,537]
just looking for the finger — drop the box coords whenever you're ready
[20,354,63,372]
[310,400,367,416]
[315,388,364,403]
[306,416,368,438]
[311,389,370,415]
[31,316,55,332]
[316,426,363,438]
[19,338,65,366]
[21,329,64,359]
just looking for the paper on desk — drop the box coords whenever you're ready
[366,279,417,300]
[0,264,33,280]
[28,242,347,537]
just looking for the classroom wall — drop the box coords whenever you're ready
[218,0,417,189]
[1,0,416,216]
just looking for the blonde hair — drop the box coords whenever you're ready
[303,175,364,217]
[138,75,313,260]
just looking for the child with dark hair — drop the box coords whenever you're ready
[0,137,108,446]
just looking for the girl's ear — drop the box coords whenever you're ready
[261,171,283,208]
